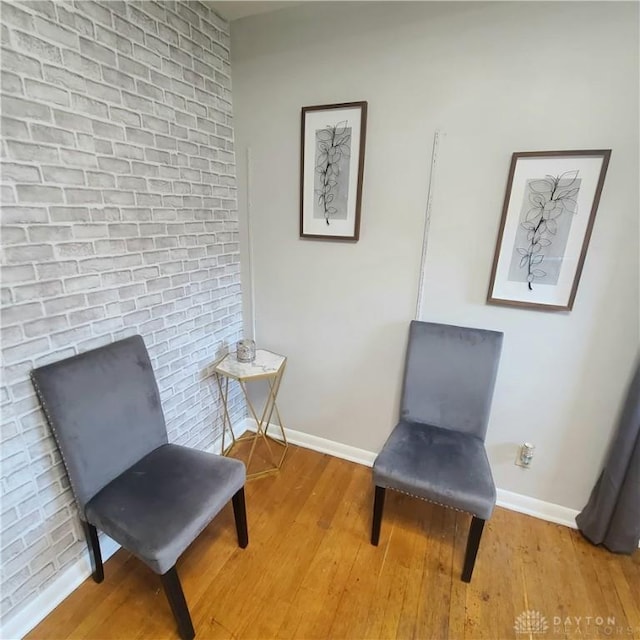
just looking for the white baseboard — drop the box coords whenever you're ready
[242,418,579,529]
[3,424,581,639]
[1,534,120,640]
[0,434,232,640]
[251,419,376,467]
[495,488,578,529]
[0,428,232,640]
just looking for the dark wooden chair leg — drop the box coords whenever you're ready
[371,485,386,546]
[83,522,104,583]
[461,516,485,582]
[232,487,248,548]
[161,566,195,640]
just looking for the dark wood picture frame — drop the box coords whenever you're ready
[487,149,611,311]
[300,101,367,241]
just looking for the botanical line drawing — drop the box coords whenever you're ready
[515,170,580,290]
[314,120,351,225]
[488,149,610,311]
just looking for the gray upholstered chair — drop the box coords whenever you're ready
[31,335,248,640]
[372,321,503,582]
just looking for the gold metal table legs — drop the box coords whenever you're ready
[215,364,288,479]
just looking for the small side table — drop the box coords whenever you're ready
[214,349,288,479]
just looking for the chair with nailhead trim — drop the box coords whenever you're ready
[371,321,503,582]
[31,335,248,640]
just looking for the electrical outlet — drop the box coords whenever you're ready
[515,442,535,468]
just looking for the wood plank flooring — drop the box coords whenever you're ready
[27,445,640,640]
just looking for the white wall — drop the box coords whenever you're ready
[231,1,639,511]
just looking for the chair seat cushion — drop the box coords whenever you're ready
[373,421,496,519]
[85,443,245,574]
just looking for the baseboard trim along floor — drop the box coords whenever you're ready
[240,418,581,530]
[3,419,581,640]
[2,534,120,640]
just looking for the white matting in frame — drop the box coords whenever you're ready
[487,150,611,312]
[300,101,367,241]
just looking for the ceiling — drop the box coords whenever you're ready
[208,1,303,22]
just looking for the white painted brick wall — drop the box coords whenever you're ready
[0,0,244,624]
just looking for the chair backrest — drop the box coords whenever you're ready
[31,335,168,517]
[400,321,503,440]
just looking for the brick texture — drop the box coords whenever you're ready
[0,0,242,625]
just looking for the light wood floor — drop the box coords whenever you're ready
[28,445,640,640]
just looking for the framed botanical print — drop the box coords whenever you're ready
[300,101,367,241]
[487,149,611,311]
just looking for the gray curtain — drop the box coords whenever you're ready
[576,360,640,554]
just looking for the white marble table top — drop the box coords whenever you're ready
[214,349,286,380]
